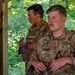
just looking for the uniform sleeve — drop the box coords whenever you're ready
[27,37,47,70]
[27,45,39,70]
[70,33,75,66]
[26,26,32,41]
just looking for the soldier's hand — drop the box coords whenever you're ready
[32,60,47,73]
[19,37,25,47]
[28,42,37,50]
[50,57,73,72]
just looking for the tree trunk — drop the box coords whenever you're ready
[0,0,3,75]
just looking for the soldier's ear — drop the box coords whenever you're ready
[36,13,40,18]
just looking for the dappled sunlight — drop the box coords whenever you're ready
[8,0,75,75]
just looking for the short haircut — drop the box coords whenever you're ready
[46,5,67,17]
[27,4,44,18]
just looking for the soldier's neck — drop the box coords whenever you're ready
[53,28,65,38]
[35,18,43,27]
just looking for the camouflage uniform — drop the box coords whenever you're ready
[27,29,75,75]
[19,20,50,75]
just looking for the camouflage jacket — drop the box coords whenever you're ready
[26,20,50,43]
[19,20,50,61]
[27,30,75,75]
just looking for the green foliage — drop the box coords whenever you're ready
[65,9,75,30]
[8,62,25,75]
[8,0,75,75]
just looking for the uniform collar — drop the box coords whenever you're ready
[50,29,67,40]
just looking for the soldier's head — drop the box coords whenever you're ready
[46,5,67,32]
[46,5,67,17]
[27,4,44,25]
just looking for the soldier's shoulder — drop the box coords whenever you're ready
[70,30,75,40]
[66,29,75,34]
[65,29,75,38]
[42,20,48,26]
[43,20,48,24]
[28,26,33,30]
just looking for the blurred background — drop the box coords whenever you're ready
[8,0,75,75]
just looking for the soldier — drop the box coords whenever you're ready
[18,4,50,75]
[27,5,75,75]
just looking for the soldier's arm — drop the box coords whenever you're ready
[70,33,75,66]
[27,47,39,70]
[18,37,25,54]
[27,38,47,73]
[27,42,37,50]
[50,33,75,72]
[27,48,47,73]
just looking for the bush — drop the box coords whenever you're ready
[8,62,26,75]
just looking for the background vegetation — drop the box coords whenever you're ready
[8,0,75,75]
